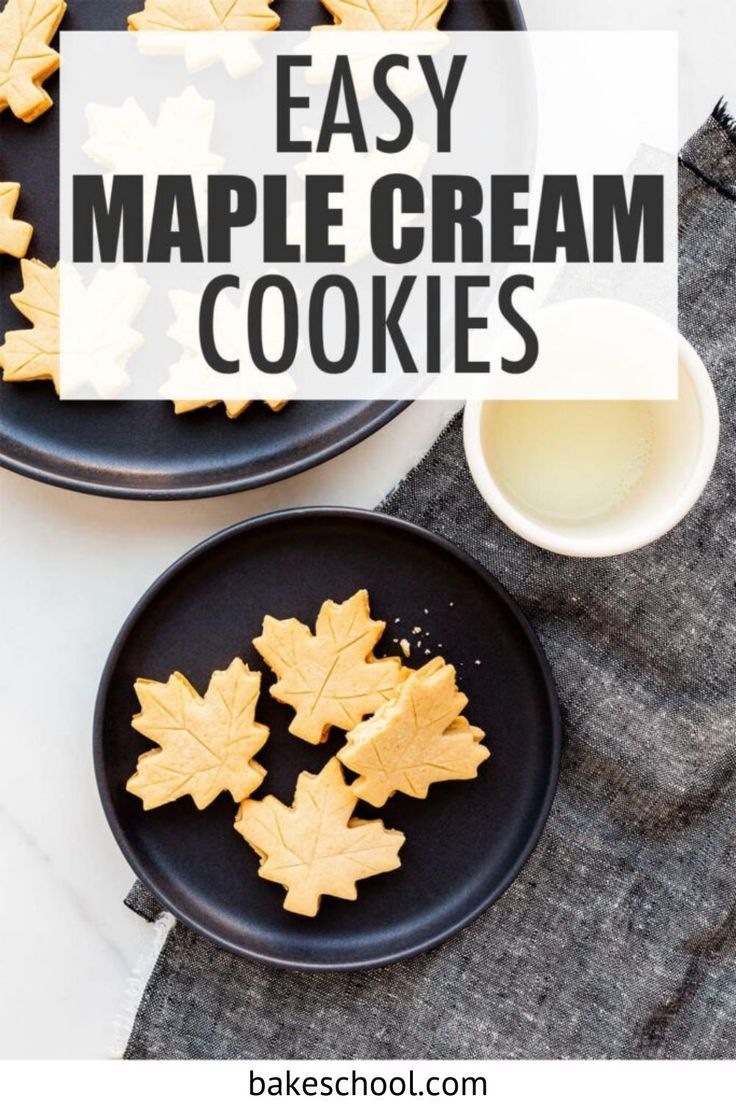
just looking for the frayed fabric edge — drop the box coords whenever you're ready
[713,98,736,145]
[109,910,177,1060]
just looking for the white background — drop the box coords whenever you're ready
[1,0,734,1059]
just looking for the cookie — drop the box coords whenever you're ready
[0,182,33,257]
[316,0,449,30]
[163,283,297,418]
[0,260,149,398]
[337,656,489,807]
[0,258,59,391]
[128,0,279,33]
[173,397,288,419]
[127,658,269,811]
[234,757,404,916]
[253,589,405,745]
[0,0,66,123]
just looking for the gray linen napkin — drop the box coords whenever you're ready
[122,109,736,1059]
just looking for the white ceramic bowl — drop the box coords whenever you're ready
[463,317,720,559]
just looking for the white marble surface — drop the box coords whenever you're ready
[1,1,735,1059]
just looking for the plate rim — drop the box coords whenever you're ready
[0,400,410,501]
[93,506,562,971]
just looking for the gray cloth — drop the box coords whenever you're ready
[123,111,736,1060]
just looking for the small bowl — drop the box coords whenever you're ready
[463,309,720,559]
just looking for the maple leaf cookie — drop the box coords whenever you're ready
[338,656,489,807]
[0,258,59,390]
[0,0,66,123]
[0,259,148,398]
[316,0,449,31]
[235,757,404,916]
[171,397,288,419]
[253,590,405,745]
[128,0,280,33]
[162,284,296,418]
[128,0,278,78]
[0,182,32,257]
[127,658,270,811]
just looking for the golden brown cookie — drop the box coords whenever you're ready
[0,258,59,391]
[0,182,32,257]
[0,0,66,123]
[316,0,448,30]
[128,0,279,33]
[173,397,288,419]
[235,757,404,916]
[253,589,404,745]
[127,658,269,810]
[337,656,489,807]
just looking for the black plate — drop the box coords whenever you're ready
[94,509,560,970]
[0,0,524,499]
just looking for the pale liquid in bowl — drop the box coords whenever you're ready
[485,401,654,523]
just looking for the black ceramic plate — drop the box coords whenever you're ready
[94,509,560,970]
[0,0,524,499]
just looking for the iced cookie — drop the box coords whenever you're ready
[0,182,32,257]
[338,656,489,807]
[128,0,279,33]
[0,0,66,122]
[316,0,449,30]
[127,658,269,811]
[235,757,404,916]
[253,589,404,745]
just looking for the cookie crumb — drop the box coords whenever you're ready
[399,639,411,658]
[412,626,422,635]
[475,660,482,666]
